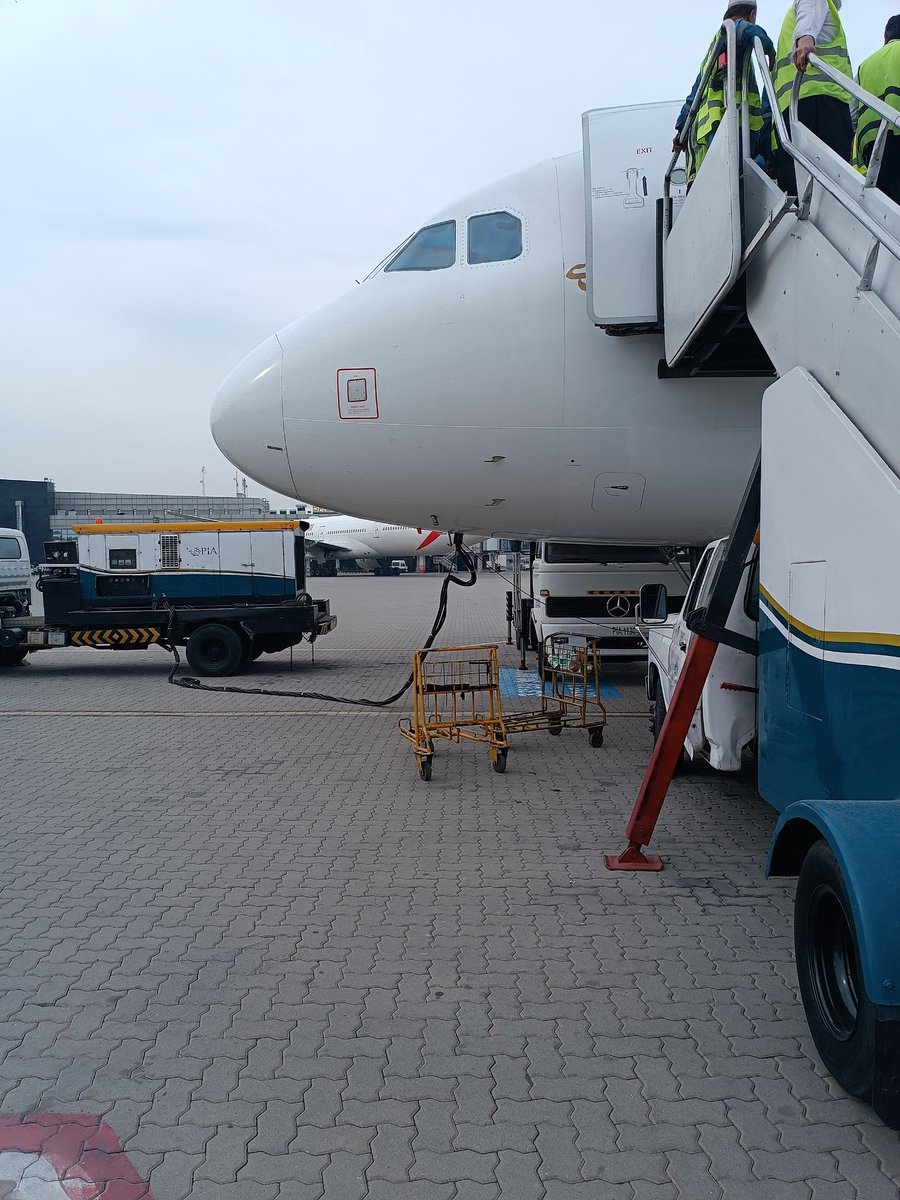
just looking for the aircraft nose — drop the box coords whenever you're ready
[211,334,297,497]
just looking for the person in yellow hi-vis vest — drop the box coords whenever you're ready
[853,15,900,205]
[674,4,775,184]
[773,0,854,194]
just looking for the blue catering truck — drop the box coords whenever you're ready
[0,520,335,674]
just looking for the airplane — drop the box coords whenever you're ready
[211,102,766,550]
[303,514,457,576]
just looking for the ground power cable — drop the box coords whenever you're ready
[163,532,478,706]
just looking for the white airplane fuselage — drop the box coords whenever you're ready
[305,516,452,565]
[212,144,764,546]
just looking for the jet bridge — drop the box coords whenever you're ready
[606,26,900,1127]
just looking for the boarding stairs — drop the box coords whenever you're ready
[607,26,900,870]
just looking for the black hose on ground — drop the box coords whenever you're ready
[163,532,478,706]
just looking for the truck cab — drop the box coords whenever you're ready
[643,537,757,770]
[0,528,32,616]
[530,542,688,662]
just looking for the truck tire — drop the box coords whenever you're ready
[185,623,246,677]
[0,647,28,668]
[651,689,687,774]
[795,840,875,1100]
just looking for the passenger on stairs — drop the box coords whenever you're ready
[774,0,854,194]
[674,4,775,184]
[852,15,900,205]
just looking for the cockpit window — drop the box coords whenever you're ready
[467,212,522,264]
[385,221,456,272]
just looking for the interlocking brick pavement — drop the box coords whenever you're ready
[1,573,899,1197]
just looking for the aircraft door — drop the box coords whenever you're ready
[218,531,254,598]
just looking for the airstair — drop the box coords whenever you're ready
[606,25,900,865]
[665,26,900,466]
[600,36,900,1126]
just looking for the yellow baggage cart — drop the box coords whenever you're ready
[503,633,608,747]
[399,644,509,781]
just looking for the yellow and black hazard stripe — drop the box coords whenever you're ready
[70,628,161,648]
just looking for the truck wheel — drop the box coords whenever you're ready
[651,690,687,774]
[185,623,246,676]
[795,840,875,1099]
[0,647,28,668]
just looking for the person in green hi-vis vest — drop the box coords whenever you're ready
[774,0,854,194]
[674,4,775,184]
[852,15,900,205]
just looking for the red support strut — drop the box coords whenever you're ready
[605,635,719,871]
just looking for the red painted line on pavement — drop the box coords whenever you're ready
[0,1114,153,1199]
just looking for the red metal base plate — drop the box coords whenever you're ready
[604,846,663,871]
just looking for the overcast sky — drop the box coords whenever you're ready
[0,0,885,506]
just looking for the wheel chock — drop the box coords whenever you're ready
[604,842,663,871]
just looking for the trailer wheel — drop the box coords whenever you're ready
[417,755,432,782]
[185,623,246,676]
[795,840,875,1099]
[0,647,28,668]
[651,689,687,774]
[492,747,508,774]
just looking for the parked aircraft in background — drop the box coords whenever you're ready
[305,515,454,576]
[211,104,765,550]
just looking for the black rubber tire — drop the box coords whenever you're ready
[0,647,28,668]
[589,728,604,748]
[651,688,686,774]
[548,721,562,737]
[418,756,432,782]
[492,748,508,774]
[795,840,875,1099]
[185,623,246,677]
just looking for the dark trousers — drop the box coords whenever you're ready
[776,94,854,194]
[867,133,900,207]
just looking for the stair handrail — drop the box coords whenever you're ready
[748,39,900,279]
[663,19,738,239]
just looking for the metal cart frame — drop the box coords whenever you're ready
[399,644,509,780]
[503,633,608,747]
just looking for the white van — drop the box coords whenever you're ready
[529,542,688,661]
[0,527,32,615]
[390,559,409,575]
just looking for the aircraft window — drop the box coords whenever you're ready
[385,222,456,272]
[467,212,522,264]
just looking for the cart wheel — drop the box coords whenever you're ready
[589,728,604,748]
[418,756,433,782]
[548,721,562,737]
[492,748,508,774]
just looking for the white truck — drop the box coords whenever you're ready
[0,527,32,617]
[528,541,689,663]
[643,537,756,771]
